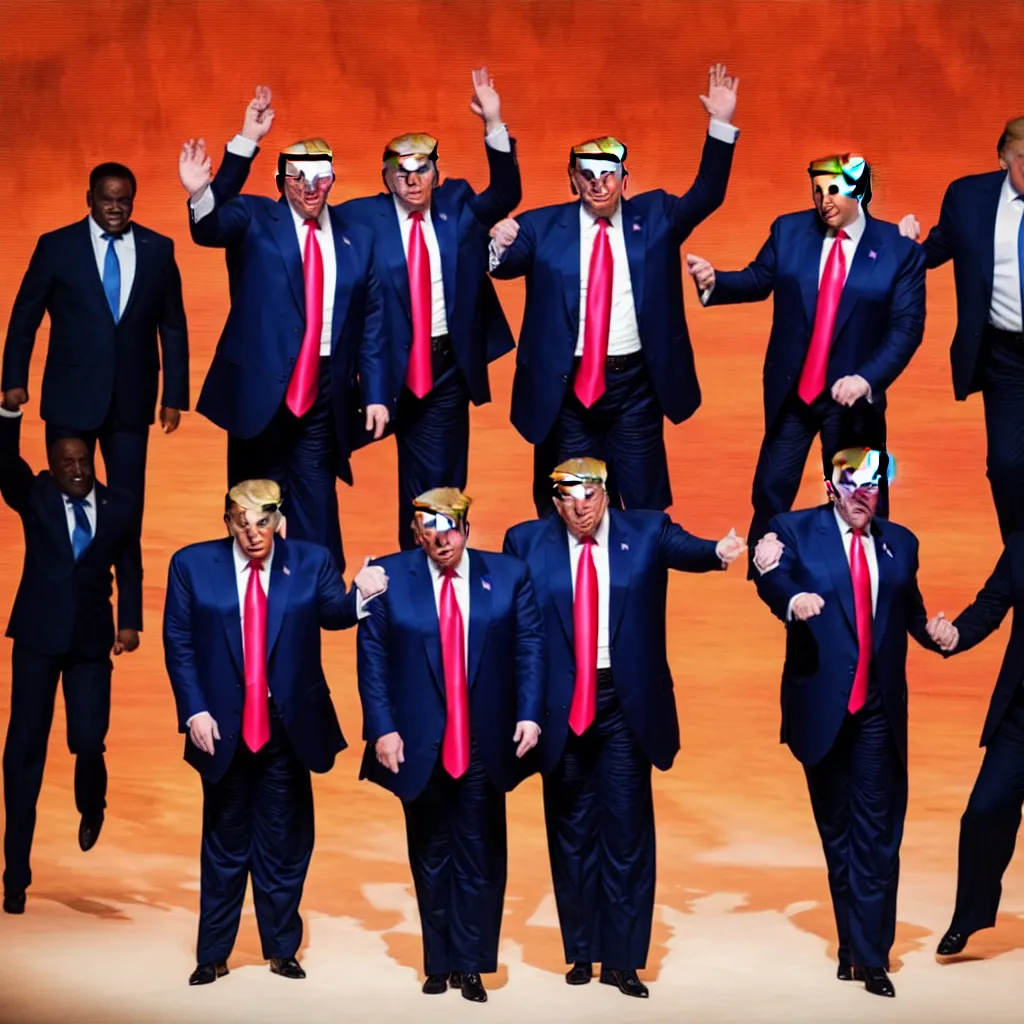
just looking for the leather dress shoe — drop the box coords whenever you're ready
[3,891,26,915]
[937,929,969,956]
[448,971,464,988]
[836,956,854,981]
[422,974,449,994]
[566,961,593,985]
[269,956,305,979]
[599,968,649,998]
[78,814,104,852]
[188,961,228,985]
[854,966,895,997]
[460,973,487,1002]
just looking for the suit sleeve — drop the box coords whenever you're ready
[158,240,190,411]
[501,527,520,559]
[317,551,359,630]
[114,522,144,634]
[665,133,736,243]
[920,182,956,270]
[489,212,537,279]
[163,554,207,732]
[905,541,942,652]
[854,240,926,395]
[514,567,545,725]
[0,413,36,515]
[754,516,807,622]
[658,514,724,573]
[356,592,398,741]
[702,221,778,307]
[357,243,388,408]
[188,148,257,248]
[950,545,1014,655]
[2,237,53,393]
[468,140,523,226]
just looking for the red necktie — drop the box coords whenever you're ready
[848,528,873,714]
[439,566,469,778]
[405,210,433,399]
[242,559,271,752]
[797,228,848,405]
[574,218,612,408]
[569,536,598,734]
[285,218,325,418]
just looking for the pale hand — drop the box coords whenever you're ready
[354,558,389,601]
[2,388,27,411]
[898,214,921,241]
[753,532,785,573]
[189,712,220,756]
[376,732,404,773]
[792,593,825,620]
[113,628,140,656]
[715,528,747,565]
[179,139,212,198]
[927,611,960,652]
[241,85,275,142]
[489,218,519,249]
[685,254,715,291]
[160,407,181,434]
[514,721,541,758]
[470,66,502,131]
[831,374,870,407]
[699,63,738,123]
[365,404,389,440]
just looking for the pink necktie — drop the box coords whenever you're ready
[797,228,848,405]
[405,211,433,399]
[848,528,873,714]
[574,218,612,408]
[242,559,271,752]
[285,218,325,418]
[439,566,470,778]
[569,536,598,734]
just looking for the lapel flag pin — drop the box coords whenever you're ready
[632,222,641,231]
[283,566,291,575]
[439,212,448,221]
[342,235,351,246]
[481,578,491,590]
[621,542,629,551]
[868,250,877,259]
[881,542,892,558]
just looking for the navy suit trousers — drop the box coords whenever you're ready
[980,331,1024,542]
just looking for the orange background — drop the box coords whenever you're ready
[2,2,1024,1019]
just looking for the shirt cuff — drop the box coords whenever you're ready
[484,124,511,153]
[189,187,216,221]
[786,593,808,621]
[185,711,208,728]
[700,283,715,305]
[756,558,781,575]
[708,119,739,145]
[355,590,378,620]
[226,134,259,158]
[0,407,23,419]
[488,237,506,272]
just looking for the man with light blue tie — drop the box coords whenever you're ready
[0,395,142,916]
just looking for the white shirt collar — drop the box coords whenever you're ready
[1001,172,1023,204]
[568,511,611,548]
[426,548,470,582]
[393,193,433,223]
[89,214,133,241]
[287,202,330,233]
[64,486,96,507]
[232,537,274,575]
[580,202,623,232]
[830,205,866,243]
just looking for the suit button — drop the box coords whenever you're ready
[561,374,569,383]
[561,704,568,710]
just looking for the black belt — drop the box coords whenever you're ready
[986,325,1024,345]
[431,333,452,355]
[596,667,614,688]
[572,350,644,373]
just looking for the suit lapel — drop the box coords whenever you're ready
[268,200,306,313]
[265,539,291,658]
[558,204,582,338]
[799,218,827,330]
[815,507,856,636]
[120,227,147,321]
[45,480,76,563]
[377,194,411,323]
[210,540,244,675]
[75,219,116,323]
[431,197,458,319]
[607,512,631,644]
[871,522,895,651]
[545,518,575,645]
[409,552,445,697]
[621,199,646,314]
[831,217,884,343]
[979,174,1003,301]
[328,210,355,344]
[467,550,491,689]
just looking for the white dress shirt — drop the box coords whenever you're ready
[190,137,338,355]
[567,514,612,669]
[393,197,449,337]
[426,550,471,672]
[989,173,1024,334]
[88,214,136,318]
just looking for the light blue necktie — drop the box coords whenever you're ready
[101,232,121,323]
[69,498,93,560]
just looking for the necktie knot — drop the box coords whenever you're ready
[835,228,849,241]
[442,565,458,579]
[304,218,319,230]
[581,534,596,546]
[410,210,424,223]
[852,526,867,538]
[100,231,122,241]
[70,497,89,510]
[248,558,263,573]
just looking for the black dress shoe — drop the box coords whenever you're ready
[855,966,895,997]
[836,957,854,981]
[269,956,306,979]
[599,968,649,998]
[937,929,969,956]
[448,971,463,988]
[188,961,228,985]
[3,891,26,915]
[422,974,449,994]
[460,973,487,1002]
[566,961,593,985]
[78,814,104,852]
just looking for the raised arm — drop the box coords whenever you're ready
[0,408,36,514]
[488,213,536,280]
[465,67,522,226]
[950,544,1015,654]
[688,220,778,308]
[2,237,54,407]
[163,553,207,732]
[658,513,728,573]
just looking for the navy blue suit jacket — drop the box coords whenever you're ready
[706,210,926,431]
[0,413,142,658]
[163,536,359,784]
[356,548,545,803]
[189,148,386,480]
[339,141,520,409]
[2,218,189,431]
[754,505,939,767]
[491,134,735,443]
[503,510,724,773]
[919,170,1008,398]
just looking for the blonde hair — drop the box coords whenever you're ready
[998,117,1024,154]
[225,479,282,522]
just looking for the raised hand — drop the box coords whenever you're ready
[716,527,747,565]
[470,66,502,131]
[754,532,785,573]
[376,731,405,773]
[354,557,389,601]
[241,85,275,142]
[927,611,959,652]
[179,139,212,198]
[831,374,871,407]
[898,214,921,241]
[686,253,716,291]
[699,63,738,123]
[489,217,520,249]
[791,593,825,621]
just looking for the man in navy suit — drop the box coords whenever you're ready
[688,154,926,572]
[2,160,189,569]
[899,118,1024,539]
[503,457,744,998]
[177,86,387,574]
[357,488,544,1003]
[488,65,740,515]
[163,479,387,985]
[752,448,943,998]
[339,68,520,548]
[0,399,142,915]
